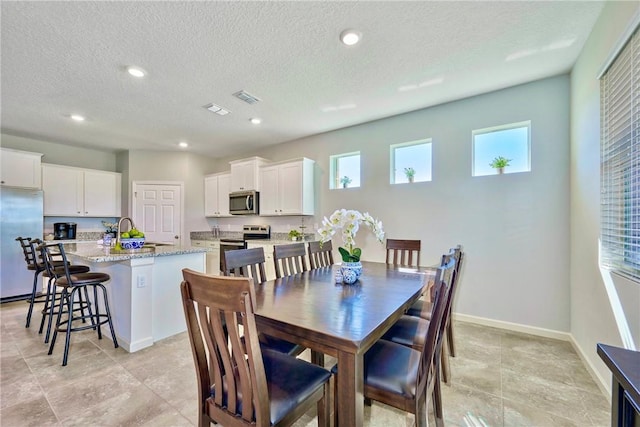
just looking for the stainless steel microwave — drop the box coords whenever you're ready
[229,190,259,215]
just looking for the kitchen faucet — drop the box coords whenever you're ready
[116,217,136,247]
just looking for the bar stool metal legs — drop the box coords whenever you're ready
[48,282,118,366]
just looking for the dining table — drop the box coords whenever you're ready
[253,261,436,427]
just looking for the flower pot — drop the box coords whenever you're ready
[408,176,414,183]
[497,167,504,175]
[341,261,362,284]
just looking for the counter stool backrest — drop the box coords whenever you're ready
[307,240,334,269]
[273,243,308,278]
[386,239,421,267]
[223,247,267,286]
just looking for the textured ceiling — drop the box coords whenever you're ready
[1,1,604,158]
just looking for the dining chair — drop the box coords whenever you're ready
[307,240,334,269]
[405,245,464,382]
[381,248,460,390]
[181,269,331,427]
[223,247,268,285]
[273,242,308,278]
[386,239,421,267]
[332,257,454,427]
[223,247,305,356]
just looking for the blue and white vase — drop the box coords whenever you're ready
[341,261,363,284]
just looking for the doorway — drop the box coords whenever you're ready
[132,182,184,246]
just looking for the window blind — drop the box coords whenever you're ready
[601,25,640,279]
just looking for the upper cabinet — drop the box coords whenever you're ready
[0,148,43,189]
[259,158,315,216]
[42,164,121,217]
[204,172,231,217]
[229,157,269,192]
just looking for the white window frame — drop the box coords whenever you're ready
[600,23,640,280]
[390,138,432,184]
[472,121,531,177]
[330,151,361,189]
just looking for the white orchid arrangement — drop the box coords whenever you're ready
[317,209,385,262]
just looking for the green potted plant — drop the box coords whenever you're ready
[288,229,302,241]
[404,167,416,183]
[489,156,511,174]
[340,176,352,189]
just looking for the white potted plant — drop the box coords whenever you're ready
[340,176,352,189]
[404,167,416,183]
[489,156,511,174]
[288,229,302,241]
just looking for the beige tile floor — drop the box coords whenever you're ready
[0,300,610,426]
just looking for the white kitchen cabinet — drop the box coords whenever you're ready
[204,172,230,217]
[0,148,43,189]
[42,164,121,217]
[246,242,276,281]
[191,240,221,275]
[259,158,315,216]
[229,157,269,192]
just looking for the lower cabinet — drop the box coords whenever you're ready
[246,242,275,281]
[191,240,220,276]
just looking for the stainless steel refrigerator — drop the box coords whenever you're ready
[0,187,44,299]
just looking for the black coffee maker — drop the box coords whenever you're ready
[53,222,77,240]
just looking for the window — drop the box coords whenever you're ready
[330,152,360,189]
[600,25,640,279]
[390,139,432,184]
[472,121,531,176]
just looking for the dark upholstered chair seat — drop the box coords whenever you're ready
[210,348,331,425]
[381,315,429,350]
[259,334,305,356]
[364,339,421,399]
[263,348,331,424]
[56,272,110,287]
[406,299,433,320]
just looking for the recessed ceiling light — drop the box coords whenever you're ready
[250,118,262,125]
[127,66,146,78]
[340,29,361,46]
[178,141,188,148]
[204,103,231,116]
[70,114,85,122]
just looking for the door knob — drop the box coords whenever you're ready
[174,235,179,239]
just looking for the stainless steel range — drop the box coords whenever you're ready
[219,225,271,272]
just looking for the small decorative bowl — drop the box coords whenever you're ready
[120,238,145,249]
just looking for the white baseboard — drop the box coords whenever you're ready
[453,313,571,341]
[453,313,610,398]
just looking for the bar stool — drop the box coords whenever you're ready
[36,242,91,343]
[40,243,118,366]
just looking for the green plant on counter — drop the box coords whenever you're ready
[288,229,302,240]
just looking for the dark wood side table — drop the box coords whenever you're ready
[597,343,640,426]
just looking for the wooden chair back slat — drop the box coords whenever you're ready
[308,240,334,269]
[273,243,308,278]
[385,239,421,267]
[223,247,267,285]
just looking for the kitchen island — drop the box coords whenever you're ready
[63,242,206,352]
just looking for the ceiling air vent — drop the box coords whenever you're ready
[233,90,261,105]
[204,103,231,116]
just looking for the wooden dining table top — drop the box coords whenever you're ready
[253,261,436,426]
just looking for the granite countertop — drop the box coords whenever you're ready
[60,242,207,263]
[189,231,318,244]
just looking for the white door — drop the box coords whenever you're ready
[133,183,183,245]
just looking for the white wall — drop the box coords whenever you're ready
[122,150,219,236]
[1,133,117,171]
[570,1,640,389]
[218,75,571,332]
